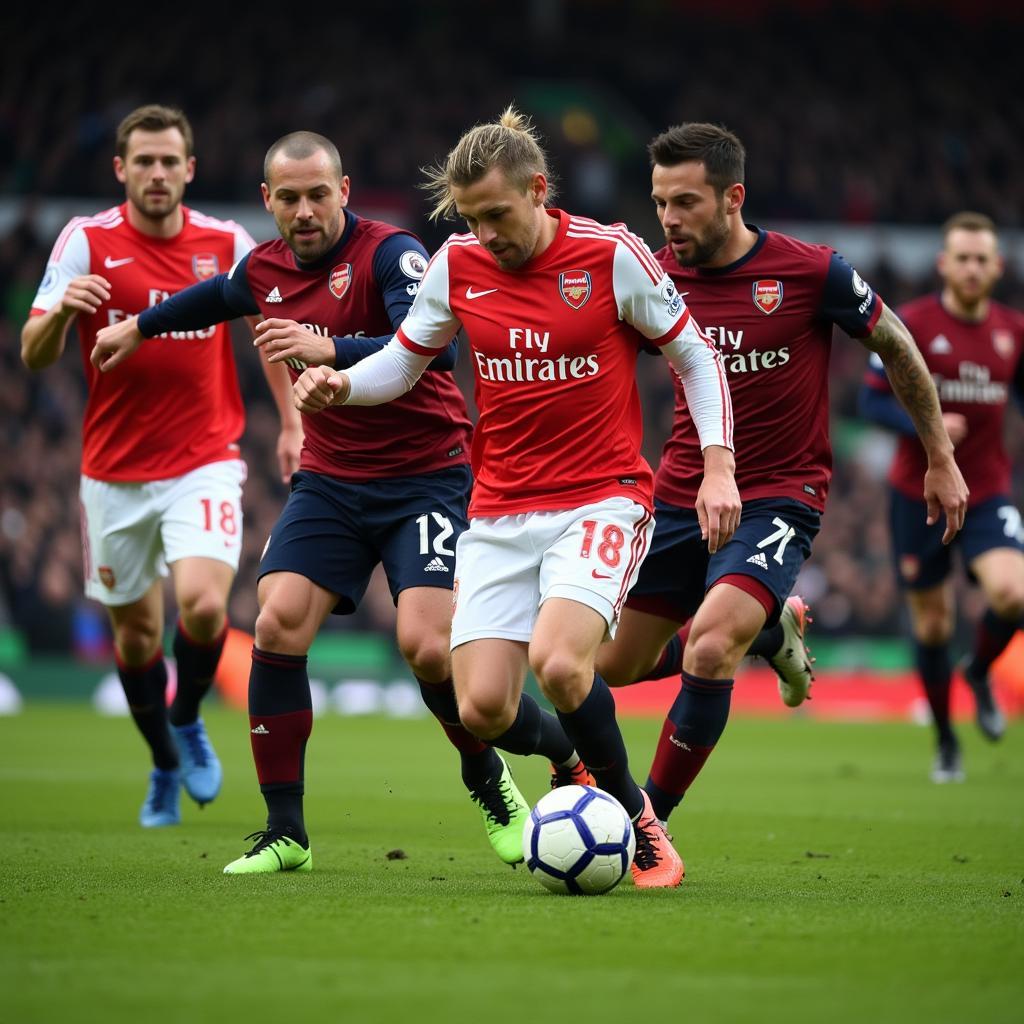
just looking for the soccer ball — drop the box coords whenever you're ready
[522,785,636,895]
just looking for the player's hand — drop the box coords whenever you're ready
[255,318,334,367]
[923,453,968,544]
[293,365,350,413]
[91,316,144,372]
[696,445,742,553]
[276,423,304,482]
[942,412,968,446]
[58,274,111,318]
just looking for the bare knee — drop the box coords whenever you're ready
[398,631,451,683]
[255,600,311,654]
[457,691,516,740]
[530,649,592,706]
[910,611,953,647]
[178,589,227,642]
[113,618,163,665]
[684,627,743,679]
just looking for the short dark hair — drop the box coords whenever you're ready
[263,132,343,185]
[116,104,193,158]
[647,123,745,193]
[941,210,997,239]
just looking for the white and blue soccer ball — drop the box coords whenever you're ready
[523,784,636,895]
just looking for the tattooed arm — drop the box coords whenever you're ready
[861,302,968,542]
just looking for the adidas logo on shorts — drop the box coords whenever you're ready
[265,286,283,303]
[424,557,449,573]
[746,552,769,570]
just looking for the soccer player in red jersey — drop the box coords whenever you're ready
[21,105,300,827]
[93,132,530,873]
[593,123,968,838]
[860,212,1024,781]
[294,109,740,888]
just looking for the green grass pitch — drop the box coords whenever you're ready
[1,704,1021,1024]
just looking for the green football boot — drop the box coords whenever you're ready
[223,831,312,874]
[468,754,530,865]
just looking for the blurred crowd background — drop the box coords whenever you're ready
[1,0,1021,658]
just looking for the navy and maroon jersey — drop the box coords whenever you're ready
[863,294,1024,506]
[30,204,252,482]
[138,211,473,481]
[237,214,471,481]
[652,227,882,513]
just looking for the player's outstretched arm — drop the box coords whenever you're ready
[695,445,741,554]
[861,302,968,542]
[22,274,111,370]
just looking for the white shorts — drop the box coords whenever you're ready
[80,459,247,607]
[450,497,654,649]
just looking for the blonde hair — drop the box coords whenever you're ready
[423,106,555,222]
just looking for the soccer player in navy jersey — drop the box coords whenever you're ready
[91,132,534,872]
[594,123,968,838]
[860,212,1024,781]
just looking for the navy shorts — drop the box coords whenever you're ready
[627,497,821,627]
[259,465,471,614]
[890,491,1024,591]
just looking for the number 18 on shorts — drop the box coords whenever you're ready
[450,496,654,648]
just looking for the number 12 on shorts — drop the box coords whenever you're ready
[416,513,455,556]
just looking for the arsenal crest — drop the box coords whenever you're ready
[98,566,117,589]
[753,279,783,315]
[560,270,592,310]
[992,329,1015,359]
[329,263,352,300]
[192,253,219,281]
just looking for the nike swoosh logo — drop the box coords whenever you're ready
[465,287,498,300]
[104,256,135,268]
[591,570,613,579]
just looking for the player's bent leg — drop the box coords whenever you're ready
[230,572,337,874]
[643,585,760,828]
[397,586,499,773]
[906,584,961,775]
[530,598,649,818]
[594,607,686,687]
[167,557,235,805]
[450,639,532,864]
[108,585,182,824]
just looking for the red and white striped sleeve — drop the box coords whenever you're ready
[30,219,92,315]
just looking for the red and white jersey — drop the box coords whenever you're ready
[866,293,1024,505]
[376,209,731,517]
[30,204,254,482]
